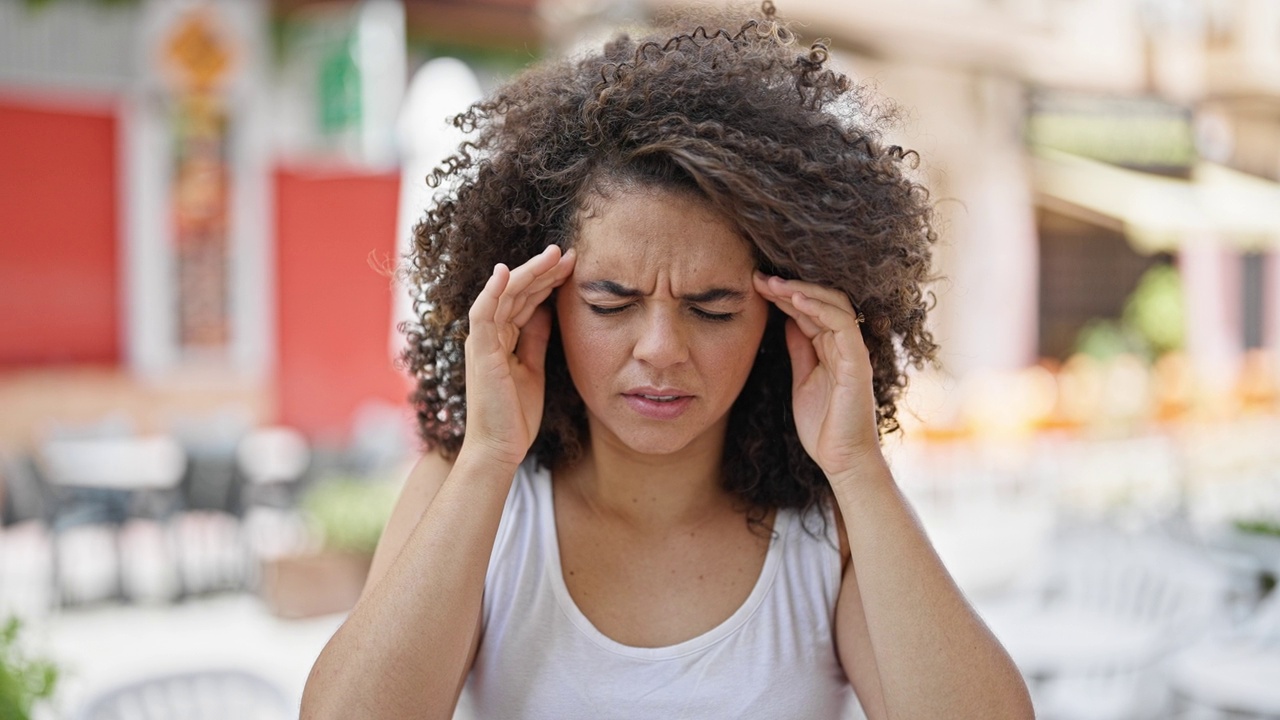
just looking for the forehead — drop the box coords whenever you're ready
[573,188,756,281]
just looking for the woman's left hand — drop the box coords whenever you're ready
[754,273,882,482]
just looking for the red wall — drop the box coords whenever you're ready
[275,168,411,440]
[0,99,119,366]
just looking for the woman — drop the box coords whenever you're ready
[302,5,1034,719]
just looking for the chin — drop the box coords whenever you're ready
[615,433,700,458]
[593,415,721,459]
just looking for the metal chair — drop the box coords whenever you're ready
[75,668,291,720]
[235,427,310,512]
[235,427,313,589]
[38,435,187,604]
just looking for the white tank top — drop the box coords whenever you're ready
[460,458,858,719]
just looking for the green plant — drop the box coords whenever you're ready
[1123,264,1184,356]
[301,477,398,556]
[1072,263,1184,362]
[1234,518,1280,538]
[1073,318,1145,360]
[0,617,58,720]
[22,0,139,10]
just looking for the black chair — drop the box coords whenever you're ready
[38,435,188,605]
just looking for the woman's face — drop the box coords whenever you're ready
[555,186,769,458]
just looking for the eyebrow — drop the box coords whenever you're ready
[580,279,747,303]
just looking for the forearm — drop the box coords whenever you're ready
[301,449,516,720]
[831,453,1033,719]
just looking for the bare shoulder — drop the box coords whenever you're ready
[361,449,456,600]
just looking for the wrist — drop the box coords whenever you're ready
[455,439,525,479]
[825,445,890,493]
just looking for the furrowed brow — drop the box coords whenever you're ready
[580,280,644,298]
[580,280,747,303]
[679,288,747,303]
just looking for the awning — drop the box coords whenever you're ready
[1032,148,1280,252]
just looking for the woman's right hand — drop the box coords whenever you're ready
[462,244,576,468]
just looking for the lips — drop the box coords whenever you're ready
[623,387,694,420]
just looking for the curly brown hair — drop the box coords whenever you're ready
[402,2,938,515]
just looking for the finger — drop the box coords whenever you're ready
[792,293,873,381]
[754,274,826,338]
[468,263,511,344]
[764,275,856,315]
[757,273,867,330]
[791,292,865,339]
[507,249,576,327]
[511,290,556,329]
[514,304,553,376]
[784,318,818,391]
[763,289,824,339]
[494,246,561,324]
[493,247,554,324]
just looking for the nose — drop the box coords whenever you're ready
[632,308,689,369]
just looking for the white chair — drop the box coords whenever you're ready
[980,526,1232,720]
[236,427,310,500]
[75,668,290,720]
[1167,589,1280,719]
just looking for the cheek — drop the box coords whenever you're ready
[555,304,617,391]
[700,317,768,392]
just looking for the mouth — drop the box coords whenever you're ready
[622,388,695,420]
[624,387,693,401]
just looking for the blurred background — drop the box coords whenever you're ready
[1,0,1278,718]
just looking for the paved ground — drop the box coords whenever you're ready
[24,594,343,719]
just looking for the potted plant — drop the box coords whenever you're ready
[258,476,398,619]
[0,617,59,720]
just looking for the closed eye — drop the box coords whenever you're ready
[588,303,735,322]
[588,304,631,316]
[691,308,735,323]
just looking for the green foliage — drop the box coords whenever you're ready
[1123,264,1185,356]
[1073,318,1145,360]
[301,478,398,556]
[23,0,138,10]
[1234,518,1280,537]
[0,617,59,720]
[1073,263,1184,361]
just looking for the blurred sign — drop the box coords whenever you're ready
[1027,90,1195,173]
[319,32,361,135]
[161,6,237,354]
[163,9,235,92]
[125,0,272,379]
[275,0,404,168]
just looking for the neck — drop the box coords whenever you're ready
[562,421,733,532]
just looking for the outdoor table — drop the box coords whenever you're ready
[1168,640,1280,717]
[42,435,186,491]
